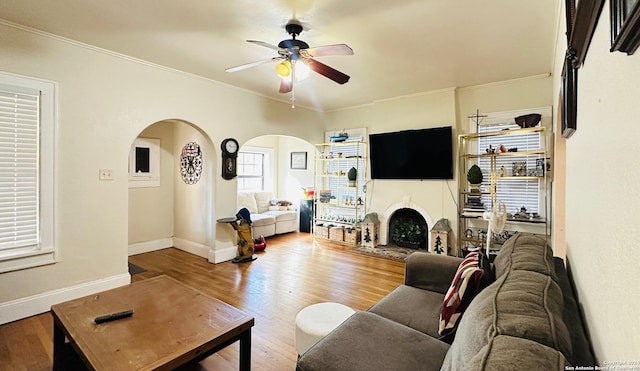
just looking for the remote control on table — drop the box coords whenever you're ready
[94,309,134,324]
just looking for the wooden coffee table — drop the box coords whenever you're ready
[51,275,254,370]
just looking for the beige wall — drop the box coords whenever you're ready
[551,5,640,360]
[242,135,316,205]
[456,75,553,119]
[275,136,316,203]
[128,122,175,245]
[0,23,325,309]
[326,90,459,236]
[173,123,216,252]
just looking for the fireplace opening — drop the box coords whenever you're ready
[388,208,428,249]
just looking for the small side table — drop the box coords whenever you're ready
[295,302,355,355]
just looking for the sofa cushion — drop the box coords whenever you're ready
[237,192,259,214]
[441,270,572,370]
[493,233,558,282]
[464,335,569,370]
[438,251,490,337]
[250,213,276,227]
[296,312,449,371]
[253,191,274,213]
[264,210,297,222]
[368,285,445,338]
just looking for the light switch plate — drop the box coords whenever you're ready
[99,169,113,180]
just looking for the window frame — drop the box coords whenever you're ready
[0,72,56,273]
[237,146,274,193]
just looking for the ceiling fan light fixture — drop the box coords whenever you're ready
[276,60,291,77]
[296,60,310,81]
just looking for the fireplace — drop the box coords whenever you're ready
[379,196,435,250]
[388,208,428,249]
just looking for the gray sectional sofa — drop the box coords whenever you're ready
[296,234,594,370]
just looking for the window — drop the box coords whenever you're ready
[0,72,55,273]
[128,137,160,188]
[237,151,266,192]
[471,109,548,217]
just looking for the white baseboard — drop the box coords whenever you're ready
[211,245,236,264]
[173,238,210,259]
[128,238,173,256]
[0,273,131,325]
[129,237,234,263]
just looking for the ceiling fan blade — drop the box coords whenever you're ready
[302,44,354,57]
[279,79,293,93]
[225,57,283,73]
[306,59,351,84]
[247,40,286,53]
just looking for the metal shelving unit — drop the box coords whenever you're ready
[457,126,550,257]
[313,141,367,244]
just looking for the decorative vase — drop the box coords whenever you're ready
[347,167,357,187]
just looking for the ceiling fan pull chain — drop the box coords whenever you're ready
[291,60,296,108]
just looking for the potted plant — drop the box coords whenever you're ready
[467,164,483,192]
[347,167,357,187]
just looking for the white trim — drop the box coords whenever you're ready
[128,238,234,263]
[209,244,236,264]
[173,238,210,258]
[0,248,56,273]
[128,238,173,256]
[0,273,130,325]
[457,74,551,92]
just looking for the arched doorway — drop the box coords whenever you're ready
[127,119,217,260]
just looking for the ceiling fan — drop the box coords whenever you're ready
[225,21,353,107]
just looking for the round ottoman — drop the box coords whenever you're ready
[295,302,355,355]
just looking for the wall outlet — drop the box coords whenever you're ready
[99,169,113,180]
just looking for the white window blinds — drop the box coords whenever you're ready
[0,86,39,251]
[477,122,542,215]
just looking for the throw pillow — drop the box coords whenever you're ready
[438,251,492,338]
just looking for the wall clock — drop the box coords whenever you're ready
[180,142,203,185]
[221,138,239,180]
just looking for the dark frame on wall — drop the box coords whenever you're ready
[561,53,578,138]
[290,151,307,170]
[569,0,606,67]
[611,0,640,54]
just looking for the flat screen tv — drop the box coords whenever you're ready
[369,126,453,180]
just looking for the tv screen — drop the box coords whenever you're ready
[369,126,453,180]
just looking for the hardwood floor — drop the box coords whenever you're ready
[0,232,405,370]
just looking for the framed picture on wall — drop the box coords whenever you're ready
[568,0,605,67]
[290,151,307,170]
[561,52,578,138]
[611,0,640,54]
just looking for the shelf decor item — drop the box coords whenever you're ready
[512,162,527,176]
[347,167,357,187]
[467,164,483,191]
[430,219,452,255]
[514,113,541,128]
[361,213,380,248]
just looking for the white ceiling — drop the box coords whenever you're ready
[0,0,561,111]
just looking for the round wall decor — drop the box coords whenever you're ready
[180,142,202,184]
